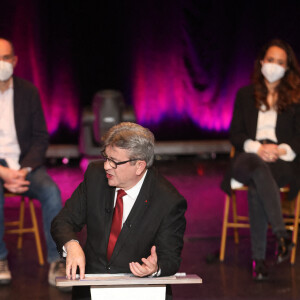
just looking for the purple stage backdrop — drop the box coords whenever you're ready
[2,1,300,142]
[131,2,253,132]
[8,1,79,137]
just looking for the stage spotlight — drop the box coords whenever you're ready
[62,157,69,165]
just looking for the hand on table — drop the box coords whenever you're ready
[65,240,86,280]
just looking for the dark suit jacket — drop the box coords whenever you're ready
[13,76,49,169]
[51,162,187,276]
[221,84,300,198]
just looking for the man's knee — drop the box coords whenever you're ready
[43,183,61,202]
[31,180,61,207]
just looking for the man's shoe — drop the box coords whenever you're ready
[252,259,268,281]
[48,260,72,292]
[276,237,294,264]
[0,259,12,285]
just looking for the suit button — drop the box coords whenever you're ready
[106,266,111,271]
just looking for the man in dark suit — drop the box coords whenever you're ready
[51,122,187,300]
[0,37,67,289]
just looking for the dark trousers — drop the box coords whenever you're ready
[232,153,292,260]
[0,159,62,263]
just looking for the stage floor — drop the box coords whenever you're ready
[1,156,300,300]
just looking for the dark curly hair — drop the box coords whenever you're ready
[252,39,300,112]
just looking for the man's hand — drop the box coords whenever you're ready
[257,144,279,162]
[129,245,158,277]
[65,240,86,280]
[0,166,30,193]
[19,168,30,179]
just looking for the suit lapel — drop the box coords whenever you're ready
[276,108,291,142]
[248,98,259,139]
[108,170,152,262]
[13,77,22,142]
[104,187,116,247]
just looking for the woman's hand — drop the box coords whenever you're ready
[257,144,279,162]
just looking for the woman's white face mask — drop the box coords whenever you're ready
[261,62,286,83]
[0,60,13,81]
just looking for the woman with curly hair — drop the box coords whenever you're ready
[222,39,300,280]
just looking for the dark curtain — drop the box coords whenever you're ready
[1,0,300,142]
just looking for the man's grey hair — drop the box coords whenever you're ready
[102,122,155,167]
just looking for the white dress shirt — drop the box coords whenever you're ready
[116,170,148,227]
[243,106,296,161]
[0,81,21,169]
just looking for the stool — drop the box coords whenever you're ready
[4,194,44,265]
[219,186,300,265]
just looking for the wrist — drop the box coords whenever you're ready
[65,239,79,251]
[278,148,287,156]
[0,165,4,177]
[149,263,161,277]
[23,167,32,174]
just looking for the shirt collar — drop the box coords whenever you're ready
[0,78,13,95]
[9,78,13,89]
[116,170,148,201]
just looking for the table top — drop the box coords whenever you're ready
[56,274,202,287]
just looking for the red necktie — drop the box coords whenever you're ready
[107,189,126,261]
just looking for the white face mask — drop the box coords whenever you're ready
[0,60,13,81]
[261,62,286,83]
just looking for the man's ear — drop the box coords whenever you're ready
[136,160,147,175]
[12,55,18,68]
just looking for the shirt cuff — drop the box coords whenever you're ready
[278,144,296,161]
[243,139,261,153]
[62,246,67,258]
[24,167,32,173]
[148,265,161,277]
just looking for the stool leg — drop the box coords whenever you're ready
[29,199,45,266]
[291,192,300,265]
[231,191,239,244]
[220,195,230,261]
[17,197,25,249]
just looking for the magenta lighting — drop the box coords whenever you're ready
[10,0,79,137]
[132,45,251,132]
[12,31,79,135]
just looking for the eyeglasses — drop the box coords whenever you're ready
[0,54,14,61]
[100,152,140,169]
